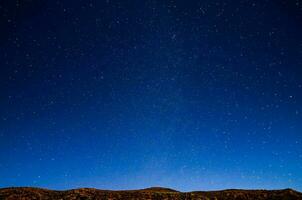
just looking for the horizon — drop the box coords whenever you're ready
[1,0,302,192]
[0,185,301,193]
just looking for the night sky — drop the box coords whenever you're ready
[1,0,302,192]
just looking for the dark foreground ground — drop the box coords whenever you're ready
[0,187,301,200]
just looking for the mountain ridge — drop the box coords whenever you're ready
[1,186,301,199]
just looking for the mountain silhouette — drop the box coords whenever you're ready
[0,187,301,199]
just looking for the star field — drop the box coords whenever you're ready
[0,0,302,191]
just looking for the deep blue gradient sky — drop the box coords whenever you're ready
[1,0,302,192]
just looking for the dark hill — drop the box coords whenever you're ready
[0,187,301,199]
[139,187,179,193]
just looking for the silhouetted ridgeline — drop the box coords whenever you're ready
[0,187,301,200]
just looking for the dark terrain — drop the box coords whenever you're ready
[0,187,301,200]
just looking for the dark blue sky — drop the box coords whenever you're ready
[0,0,302,191]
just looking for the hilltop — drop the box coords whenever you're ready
[0,187,301,199]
